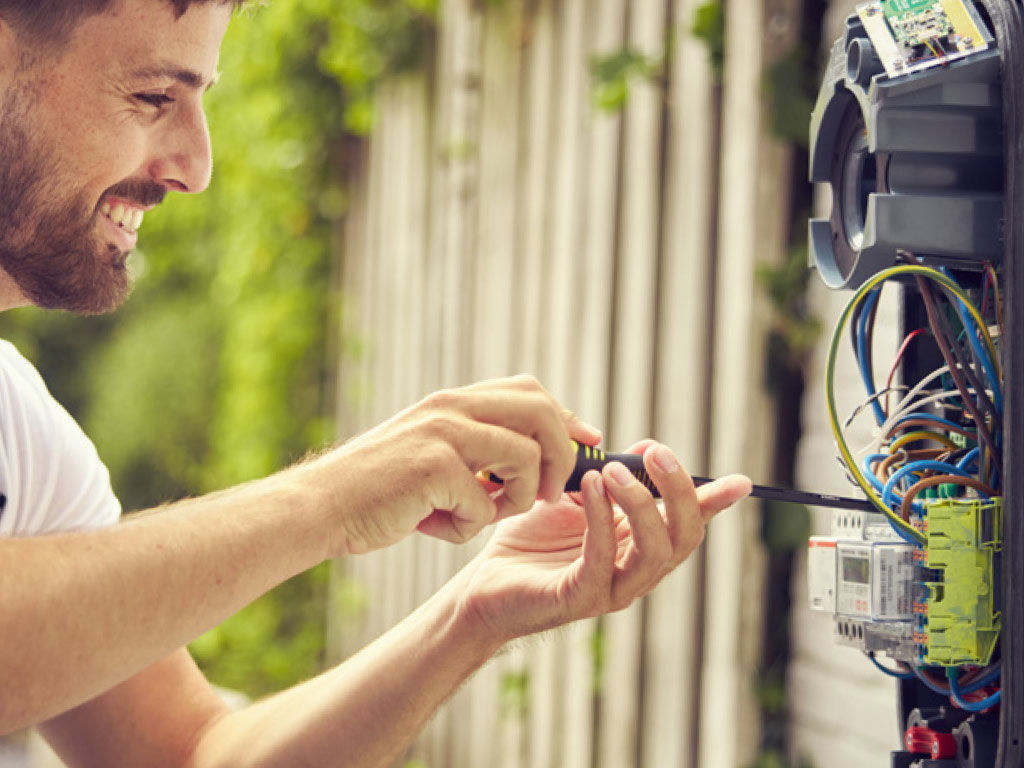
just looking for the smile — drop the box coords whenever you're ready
[100,200,145,233]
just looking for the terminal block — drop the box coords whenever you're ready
[919,498,1002,666]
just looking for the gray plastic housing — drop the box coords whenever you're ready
[809,15,1004,290]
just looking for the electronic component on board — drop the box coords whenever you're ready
[857,0,991,77]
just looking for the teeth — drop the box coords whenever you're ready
[101,201,145,232]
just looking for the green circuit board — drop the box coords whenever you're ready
[858,0,991,76]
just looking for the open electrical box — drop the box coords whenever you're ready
[807,1,1023,765]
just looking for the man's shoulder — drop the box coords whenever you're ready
[0,339,50,396]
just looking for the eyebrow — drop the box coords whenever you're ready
[128,64,221,92]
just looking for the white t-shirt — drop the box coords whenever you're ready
[0,340,121,537]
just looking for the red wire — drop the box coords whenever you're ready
[884,329,929,417]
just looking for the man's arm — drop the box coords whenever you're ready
[41,444,751,768]
[0,376,596,734]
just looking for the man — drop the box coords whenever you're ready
[0,1,752,765]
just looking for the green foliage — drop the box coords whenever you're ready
[761,501,811,553]
[763,46,818,147]
[589,623,606,694]
[756,244,822,375]
[0,0,438,700]
[747,752,816,768]
[590,48,663,113]
[499,669,530,720]
[691,1,725,81]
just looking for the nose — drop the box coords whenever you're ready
[146,101,213,195]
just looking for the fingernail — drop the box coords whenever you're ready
[606,462,635,487]
[652,445,679,474]
[587,472,606,497]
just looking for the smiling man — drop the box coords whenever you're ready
[0,1,751,766]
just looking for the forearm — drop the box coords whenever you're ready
[188,567,501,768]
[0,462,331,733]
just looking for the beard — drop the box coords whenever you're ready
[0,87,163,315]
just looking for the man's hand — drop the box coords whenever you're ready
[454,441,752,643]
[316,375,602,556]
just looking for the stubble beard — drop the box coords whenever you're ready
[0,88,132,316]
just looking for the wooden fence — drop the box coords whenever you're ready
[329,1,802,765]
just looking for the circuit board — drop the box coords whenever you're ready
[856,0,991,77]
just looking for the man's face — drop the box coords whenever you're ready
[0,0,232,314]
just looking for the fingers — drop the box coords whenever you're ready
[579,471,616,584]
[576,444,750,612]
[436,376,599,504]
[418,467,499,543]
[601,461,674,606]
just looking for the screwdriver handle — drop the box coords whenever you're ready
[491,440,876,512]
[565,443,659,495]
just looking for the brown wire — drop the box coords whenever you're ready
[885,418,978,443]
[900,474,999,522]
[915,277,1002,468]
[877,449,945,483]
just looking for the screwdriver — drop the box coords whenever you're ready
[490,441,877,512]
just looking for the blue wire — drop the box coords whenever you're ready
[961,663,1001,694]
[857,288,886,425]
[867,653,914,679]
[860,454,926,545]
[956,447,981,474]
[891,413,976,437]
[948,667,1002,712]
[939,267,1002,414]
[882,460,982,514]
[955,298,1003,413]
[862,454,888,494]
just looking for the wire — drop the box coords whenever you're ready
[901,474,997,521]
[827,265,1001,545]
[884,329,928,416]
[916,277,1001,466]
[867,652,915,678]
[948,667,1002,712]
[856,287,886,425]
[889,430,959,454]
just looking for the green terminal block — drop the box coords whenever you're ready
[921,498,1002,666]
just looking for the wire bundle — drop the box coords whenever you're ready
[827,262,1002,545]
[826,261,1004,711]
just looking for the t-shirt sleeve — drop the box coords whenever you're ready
[0,341,121,537]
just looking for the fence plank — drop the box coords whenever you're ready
[561,1,626,767]
[597,2,669,767]
[641,0,719,763]
[699,0,800,766]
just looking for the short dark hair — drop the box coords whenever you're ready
[0,0,254,47]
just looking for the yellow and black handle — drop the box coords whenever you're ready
[489,440,660,497]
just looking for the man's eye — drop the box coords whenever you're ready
[135,93,174,108]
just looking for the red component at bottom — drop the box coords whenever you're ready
[905,726,957,759]
[930,731,956,759]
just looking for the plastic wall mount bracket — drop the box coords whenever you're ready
[809,13,1004,291]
